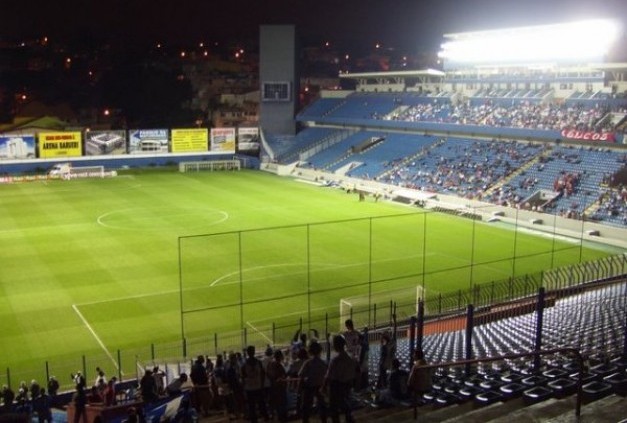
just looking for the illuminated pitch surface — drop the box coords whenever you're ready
[0,169,619,383]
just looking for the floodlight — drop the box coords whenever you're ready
[438,19,622,64]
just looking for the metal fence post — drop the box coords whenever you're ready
[465,304,474,375]
[534,288,546,371]
[409,316,417,364]
[117,350,122,382]
[416,301,424,353]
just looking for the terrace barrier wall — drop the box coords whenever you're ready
[294,116,626,144]
[0,152,260,174]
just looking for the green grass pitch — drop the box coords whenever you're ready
[0,168,621,386]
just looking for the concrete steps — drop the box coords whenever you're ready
[353,392,627,423]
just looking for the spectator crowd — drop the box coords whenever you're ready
[386,100,622,135]
[0,321,435,423]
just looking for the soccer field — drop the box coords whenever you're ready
[0,168,620,386]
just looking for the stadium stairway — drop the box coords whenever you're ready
[192,387,627,423]
[339,391,627,423]
[375,138,443,181]
[482,151,546,198]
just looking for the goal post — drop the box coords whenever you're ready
[339,285,427,330]
[68,165,106,178]
[416,285,430,316]
[178,160,241,172]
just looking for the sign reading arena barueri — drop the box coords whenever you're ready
[38,132,83,158]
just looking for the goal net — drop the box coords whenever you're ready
[179,160,241,172]
[68,165,106,179]
[339,285,427,330]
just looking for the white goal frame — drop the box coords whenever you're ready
[179,160,241,172]
[339,285,427,330]
[67,165,106,179]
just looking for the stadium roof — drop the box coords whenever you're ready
[339,69,445,79]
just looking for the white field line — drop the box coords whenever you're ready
[77,289,181,306]
[71,304,122,373]
[246,321,273,344]
[209,263,322,287]
[96,208,228,231]
[210,252,438,288]
[77,252,440,308]
[245,305,332,328]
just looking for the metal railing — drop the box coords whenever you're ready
[409,347,586,420]
[2,257,625,393]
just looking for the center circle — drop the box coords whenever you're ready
[97,206,229,231]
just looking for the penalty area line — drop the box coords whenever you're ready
[246,321,273,345]
[72,304,122,374]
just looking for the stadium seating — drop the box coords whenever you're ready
[366,282,625,389]
[327,133,436,178]
[313,93,406,120]
[297,98,344,119]
[265,127,348,163]
[292,97,627,226]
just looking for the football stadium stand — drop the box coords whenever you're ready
[251,28,627,419]
[4,20,627,423]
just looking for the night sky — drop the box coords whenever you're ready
[2,0,626,52]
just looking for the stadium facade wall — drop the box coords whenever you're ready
[295,117,626,144]
[0,152,256,174]
[281,165,627,250]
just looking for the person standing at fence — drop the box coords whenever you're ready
[266,349,289,422]
[325,335,356,423]
[242,345,269,423]
[299,341,328,423]
[213,355,236,419]
[72,384,87,423]
[377,314,397,389]
[343,319,361,391]
[151,366,165,396]
[1,385,15,413]
[47,377,59,399]
[103,378,117,406]
[140,369,158,404]
[227,352,245,418]
[261,346,274,417]
[190,355,211,417]
[94,367,107,389]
